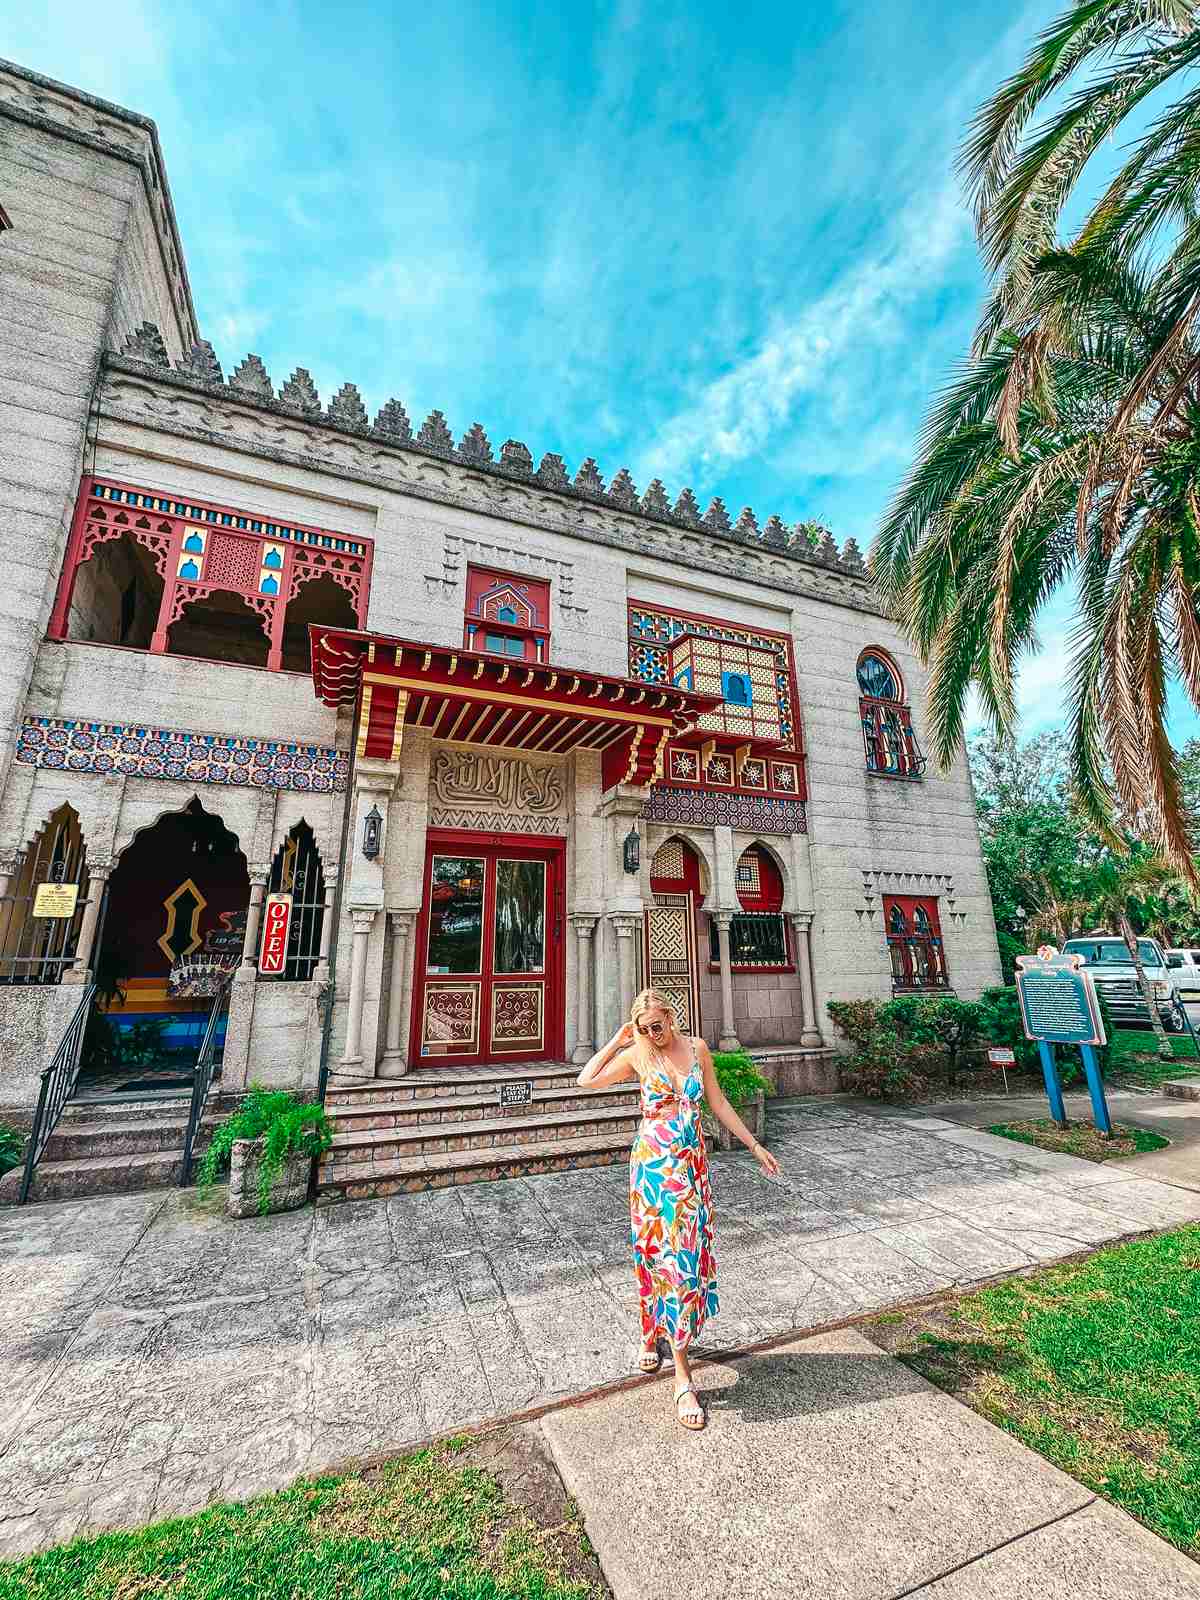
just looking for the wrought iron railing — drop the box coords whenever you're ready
[179,976,233,1186]
[709,912,789,967]
[18,982,96,1204]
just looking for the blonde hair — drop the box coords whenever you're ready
[630,986,680,1076]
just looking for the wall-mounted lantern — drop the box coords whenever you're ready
[622,824,640,875]
[362,804,383,860]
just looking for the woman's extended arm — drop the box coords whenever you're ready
[577,1024,638,1089]
[697,1039,780,1177]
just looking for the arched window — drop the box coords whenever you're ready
[858,649,925,779]
[264,823,326,980]
[712,845,789,968]
[0,806,90,985]
[884,895,948,990]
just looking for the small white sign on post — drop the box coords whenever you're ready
[987,1045,1016,1093]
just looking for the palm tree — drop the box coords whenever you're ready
[1084,854,1180,1056]
[873,0,1200,882]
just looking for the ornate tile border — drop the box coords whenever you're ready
[16,718,349,794]
[642,786,806,835]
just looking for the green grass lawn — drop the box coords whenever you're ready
[1107,1028,1200,1088]
[0,1437,603,1600]
[872,1226,1200,1563]
[986,1118,1170,1161]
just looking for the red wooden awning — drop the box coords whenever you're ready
[309,627,721,789]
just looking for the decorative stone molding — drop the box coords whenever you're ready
[610,914,643,938]
[429,809,563,836]
[98,339,882,617]
[423,528,587,622]
[857,868,965,925]
[16,717,349,794]
[642,787,806,836]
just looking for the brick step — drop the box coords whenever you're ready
[323,1103,641,1169]
[327,1082,639,1133]
[324,1062,580,1106]
[316,1128,641,1202]
[0,1149,186,1205]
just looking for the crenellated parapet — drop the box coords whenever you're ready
[102,323,879,608]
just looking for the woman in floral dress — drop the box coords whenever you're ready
[577,986,779,1430]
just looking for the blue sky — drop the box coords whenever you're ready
[8,0,1195,745]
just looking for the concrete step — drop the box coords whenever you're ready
[43,1115,218,1161]
[61,1094,193,1124]
[323,1103,641,1169]
[1163,1077,1200,1101]
[327,1082,639,1134]
[1,1149,186,1204]
[316,1127,641,1203]
[323,1062,580,1106]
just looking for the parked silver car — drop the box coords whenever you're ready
[1060,934,1186,1032]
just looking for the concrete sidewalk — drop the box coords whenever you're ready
[541,1326,1200,1599]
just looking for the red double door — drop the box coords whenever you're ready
[410,832,565,1066]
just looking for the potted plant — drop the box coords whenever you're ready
[705,1050,771,1151]
[197,1085,335,1218]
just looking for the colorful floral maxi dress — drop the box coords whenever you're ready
[629,1060,719,1350]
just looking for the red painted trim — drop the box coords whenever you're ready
[409,830,566,1068]
[47,477,95,640]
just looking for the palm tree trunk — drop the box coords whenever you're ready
[1120,915,1173,1061]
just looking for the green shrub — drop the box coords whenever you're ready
[825,1000,880,1048]
[827,1002,939,1101]
[710,1050,770,1106]
[0,1122,23,1178]
[197,1085,335,1215]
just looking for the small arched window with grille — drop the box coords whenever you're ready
[265,823,326,980]
[857,651,925,779]
[0,806,91,985]
[884,894,948,990]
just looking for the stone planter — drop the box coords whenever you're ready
[709,1090,766,1152]
[227,1136,311,1219]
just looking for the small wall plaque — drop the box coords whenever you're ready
[33,882,79,919]
[499,1079,533,1109]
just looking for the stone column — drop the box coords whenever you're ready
[314,866,338,980]
[240,872,268,970]
[379,909,415,1075]
[713,911,741,1052]
[570,914,598,1063]
[790,913,824,1046]
[610,913,642,1024]
[65,862,110,983]
[340,907,377,1068]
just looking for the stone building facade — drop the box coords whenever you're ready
[0,58,1002,1135]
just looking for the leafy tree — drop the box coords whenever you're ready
[874,0,1200,883]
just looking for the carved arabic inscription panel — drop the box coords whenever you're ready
[429,748,566,834]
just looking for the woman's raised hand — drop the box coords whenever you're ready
[611,1023,635,1052]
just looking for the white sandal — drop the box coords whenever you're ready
[638,1341,662,1374]
[673,1381,705,1431]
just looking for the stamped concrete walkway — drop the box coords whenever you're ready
[542,1326,1200,1599]
[2,1096,1199,1556]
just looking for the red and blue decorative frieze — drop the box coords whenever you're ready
[16,718,349,793]
[641,785,806,835]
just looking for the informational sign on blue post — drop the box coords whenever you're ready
[1015,953,1105,1046]
[1015,949,1112,1135]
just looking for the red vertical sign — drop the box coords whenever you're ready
[259,893,292,975]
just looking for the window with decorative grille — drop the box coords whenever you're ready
[265,823,326,980]
[0,806,91,985]
[884,894,948,989]
[858,651,926,779]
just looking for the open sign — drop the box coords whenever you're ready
[259,893,293,975]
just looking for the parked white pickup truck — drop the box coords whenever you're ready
[1060,934,1187,1032]
[1164,948,1200,998]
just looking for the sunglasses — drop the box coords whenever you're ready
[635,1019,669,1037]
